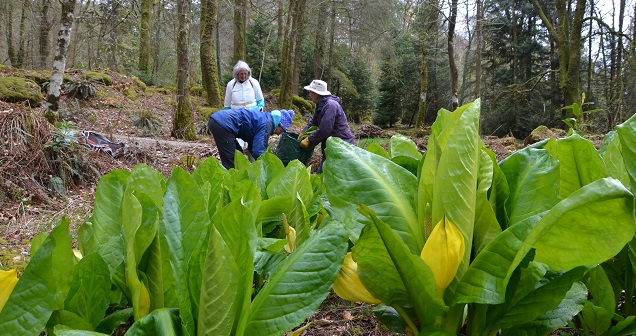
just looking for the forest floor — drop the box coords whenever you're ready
[0,67,574,335]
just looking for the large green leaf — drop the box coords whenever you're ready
[64,253,111,329]
[213,201,257,335]
[454,178,634,304]
[499,147,560,228]
[359,205,446,326]
[191,157,230,219]
[500,281,587,336]
[601,132,631,189]
[324,137,421,253]
[266,160,313,206]
[544,134,607,198]
[616,113,636,193]
[389,134,422,161]
[197,226,240,336]
[89,170,129,274]
[353,218,410,307]
[125,308,182,336]
[0,219,74,335]
[161,168,210,336]
[240,221,348,336]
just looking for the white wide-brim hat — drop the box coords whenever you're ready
[304,79,331,96]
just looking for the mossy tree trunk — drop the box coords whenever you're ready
[172,0,197,140]
[16,0,29,68]
[279,0,297,109]
[138,0,153,79]
[200,0,223,107]
[45,0,77,116]
[5,0,16,67]
[313,0,328,79]
[531,0,586,115]
[447,0,459,110]
[415,0,439,128]
[232,0,246,64]
[38,0,51,69]
[292,0,306,90]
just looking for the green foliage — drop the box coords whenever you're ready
[0,76,42,107]
[45,121,79,151]
[374,30,421,128]
[246,16,281,92]
[85,71,113,86]
[132,110,162,135]
[67,81,97,100]
[339,55,375,123]
[562,92,602,135]
[324,100,636,334]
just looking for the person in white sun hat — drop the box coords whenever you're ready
[299,79,355,173]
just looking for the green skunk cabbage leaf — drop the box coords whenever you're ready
[64,253,111,329]
[208,201,257,335]
[55,325,110,335]
[579,301,613,335]
[161,167,210,336]
[234,149,251,170]
[125,308,182,336]
[257,196,292,223]
[266,160,313,205]
[89,170,129,274]
[95,308,133,334]
[241,221,348,336]
[359,205,446,326]
[616,113,636,193]
[47,310,93,333]
[544,134,607,198]
[499,147,560,229]
[192,157,229,219]
[125,164,166,208]
[501,281,587,336]
[353,217,409,307]
[324,137,420,253]
[601,132,630,188]
[389,134,421,161]
[391,156,419,176]
[0,219,74,335]
[455,178,634,304]
[365,143,389,159]
[373,305,406,333]
[198,227,240,335]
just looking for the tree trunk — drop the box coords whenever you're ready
[327,1,336,88]
[447,0,459,110]
[280,0,297,108]
[6,0,16,67]
[313,0,328,79]
[172,0,197,141]
[233,0,247,63]
[612,0,626,125]
[292,0,306,90]
[38,0,51,69]
[510,0,518,83]
[200,0,223,107]
[416,0,439,128]
[531,0,586,113]
[138,0,153,78]
[475,0,482,98]
[44,0,76,117]
[16,0,30,68]
[277,0,285,41]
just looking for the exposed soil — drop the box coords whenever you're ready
[0,67,528,336]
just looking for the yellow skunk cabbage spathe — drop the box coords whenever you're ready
[420,217,465,293]
[0,269,18,313]
[283,215,297,253]
[333,252,381,304]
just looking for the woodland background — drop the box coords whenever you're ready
[1,0,635,139]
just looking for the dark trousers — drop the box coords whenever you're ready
[208,118,240,169]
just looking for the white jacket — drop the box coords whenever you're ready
[224,77,264,109]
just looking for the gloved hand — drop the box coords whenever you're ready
[256,99,265,110]
[300,137,310,149]
[297,131,305,140]
[223,106,231,110]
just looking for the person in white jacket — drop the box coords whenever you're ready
[224,60,265,111]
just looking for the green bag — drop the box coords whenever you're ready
[274,132,313,166]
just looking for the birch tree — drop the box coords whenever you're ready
[44,0,77,118]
